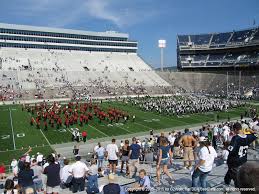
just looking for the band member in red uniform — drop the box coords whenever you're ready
[82,131,87,143]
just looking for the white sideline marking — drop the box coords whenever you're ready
[88,125,109,137]
[9,108,16,150]
[40,129,52,147]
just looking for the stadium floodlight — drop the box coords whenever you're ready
[158,39,166,71]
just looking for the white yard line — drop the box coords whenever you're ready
[8,108,16,150]
[89,124,109,137]
[39,129,52,147]
[115,125,131,133]
[66,128,74,134]
[135,122,152,130]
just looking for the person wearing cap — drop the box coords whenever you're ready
[191,137,217,194]
[103,173,120,194]
[224,122,258,188]
[69,155,89,193]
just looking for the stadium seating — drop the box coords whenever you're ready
[177,26,259,69]
[0,47,170,99]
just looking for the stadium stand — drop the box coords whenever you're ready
[177,26,259,70]
[0,23,170,101]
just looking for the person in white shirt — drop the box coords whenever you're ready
[106,139,119,174]
[222,125,230,143]
[168,131,176,152]
[69,155,89,192]
[25,154,30,163]
[60,159,72,188]
[36,152,43,165]
[10,159,18,176]
[192,137,217,194]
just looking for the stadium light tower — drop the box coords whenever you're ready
[158,39,166,71]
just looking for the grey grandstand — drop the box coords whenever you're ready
[0,23,170,101]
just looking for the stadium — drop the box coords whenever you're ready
[0,1,259,194]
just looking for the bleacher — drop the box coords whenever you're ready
[0,47,170,100]
[177,26,259,70]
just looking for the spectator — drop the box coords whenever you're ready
[69,155,89,193]
[212,126,219,150]
[156,132,168,146]
[120,139,130,175]
[173,132,182,158]
[156,138,174,186]
[87,159,99,194]
[73,145,79,156]
[31,159,43,192]
[0,163,6,180]
[3,179,14,194]
[221,142,229,164]
[36,152,43,166]
[60,159,72,189]
[106,139,119,174]
[10,159,18,177]
[128,137,141,178]
[103,173,120,194]
[237,161,259,193]
[168,131,176,152]
[224,122,258,187]
[44,154,61,194]
[18,162,35,193]
[82,131,87,143]
[192,137,217,194]
[96,142,105,168]
[128,169,151,194]
[179,128,196,169]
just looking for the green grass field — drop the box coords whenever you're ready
[0,101,256,164]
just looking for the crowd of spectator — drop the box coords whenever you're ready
[1,115,259,194]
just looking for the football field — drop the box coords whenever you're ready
[0,101,256,164]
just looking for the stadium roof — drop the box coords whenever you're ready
[0,23,129,38]
[177,26,259,36]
